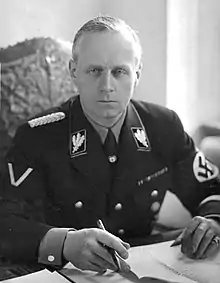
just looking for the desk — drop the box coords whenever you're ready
[1,269,70,283]
[0,230,183,283]
[2,238,220,283]
[0,229,182,281]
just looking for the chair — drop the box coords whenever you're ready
[0,37,77,280]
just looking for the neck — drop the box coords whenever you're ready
[80,102,124,128]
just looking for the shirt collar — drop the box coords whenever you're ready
[81,103,126,144]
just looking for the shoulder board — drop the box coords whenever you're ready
[28,112,65,128]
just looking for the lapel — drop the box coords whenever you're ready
[114,102,162,193]
[68,97,111,191]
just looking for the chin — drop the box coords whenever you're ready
[102,109,120,119]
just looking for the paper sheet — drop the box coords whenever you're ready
[60,240,220,283]
[2,269,69,283]
[146,240,220,283]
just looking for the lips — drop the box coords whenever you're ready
[98,100,116,103]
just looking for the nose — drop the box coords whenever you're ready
[100,71,114,93]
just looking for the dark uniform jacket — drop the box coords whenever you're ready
[0,96,220,265]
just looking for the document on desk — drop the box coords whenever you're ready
[60,240,220,283]
[146,240,220,283]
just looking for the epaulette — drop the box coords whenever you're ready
[28,112,65,128]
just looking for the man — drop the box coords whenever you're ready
[0,16,220,275]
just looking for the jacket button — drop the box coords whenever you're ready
[154,213,159,221]
[108,155,117,163]
[75,201,83,208]
[114,203,122,210]
[48,255,55,262]
[118,229,124,235]
[151,190,158,197]
[151,201,160,212]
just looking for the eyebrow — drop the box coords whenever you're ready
[86,64,130,70]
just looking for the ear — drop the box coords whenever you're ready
[69,58,77,78]
[134,62,142,86]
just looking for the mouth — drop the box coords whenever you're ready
[98,100,117,103]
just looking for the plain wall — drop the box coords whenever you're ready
[100,0,167,105]
[197,0,220,126]
[0,0,100,47]
[166,0,220,135]
[0,0,167,106]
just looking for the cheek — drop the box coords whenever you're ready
[76,77,97,93]
[120,79,136,95]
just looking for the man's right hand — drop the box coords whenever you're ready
[63,228,130,273]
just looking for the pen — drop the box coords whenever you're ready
[97,219,120,271]
[170,232,184,247]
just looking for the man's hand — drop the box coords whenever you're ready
[178,216,220,259]
[63,228,130,273]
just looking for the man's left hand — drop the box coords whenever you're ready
[180,216,220,259]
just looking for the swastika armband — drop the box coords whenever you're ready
[193,151,219,182]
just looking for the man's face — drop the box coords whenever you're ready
[70,31,141,123]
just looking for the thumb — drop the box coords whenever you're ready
[97,231,129,259]
[121,240,130,250]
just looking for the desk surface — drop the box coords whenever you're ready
[4,236,220,283]
[2,240,220,283]
[1,230,183,283]
[2,269,70,283]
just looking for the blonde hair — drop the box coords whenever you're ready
[72,15,142,66]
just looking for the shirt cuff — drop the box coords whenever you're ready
[38,227,75,268]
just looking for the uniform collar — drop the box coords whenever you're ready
[67,96,152,190]
[82,106,126,144]
[68,96,151,158]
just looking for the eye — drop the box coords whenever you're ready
[88,68,102,75]
[112,68,127,77]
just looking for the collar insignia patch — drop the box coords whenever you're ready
[70,129,86,157]
[131,127,151,151]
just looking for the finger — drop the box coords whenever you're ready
[121,241,130,250]
[171,229,185,246]
[97,231,129,259]
[181,217,203,257]
[86,261,107,273]
[91,253,117,271]
[181,233,194,258]
[118,256,131,273]
[95,241,120,270]
[203,236,220,259]
[183,216,203,239]
[193,228,215,259]
[95,241,131,272]
[191,222,209,254]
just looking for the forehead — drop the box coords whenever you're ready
[75,31,137,67]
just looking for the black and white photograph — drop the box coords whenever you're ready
[0,1,220,282]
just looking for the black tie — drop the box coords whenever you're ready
[104,129,118,164]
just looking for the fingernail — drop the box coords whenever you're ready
[124,242,130,248]
[124,264,131,272]
[123,251,129,259]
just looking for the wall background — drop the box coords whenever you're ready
[166,0,220,135]
[0,0,167,106]
[0,0,220,134]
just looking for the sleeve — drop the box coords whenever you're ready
[168,111,220,218]
[38,228,74,268]
[0,125,54,263]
